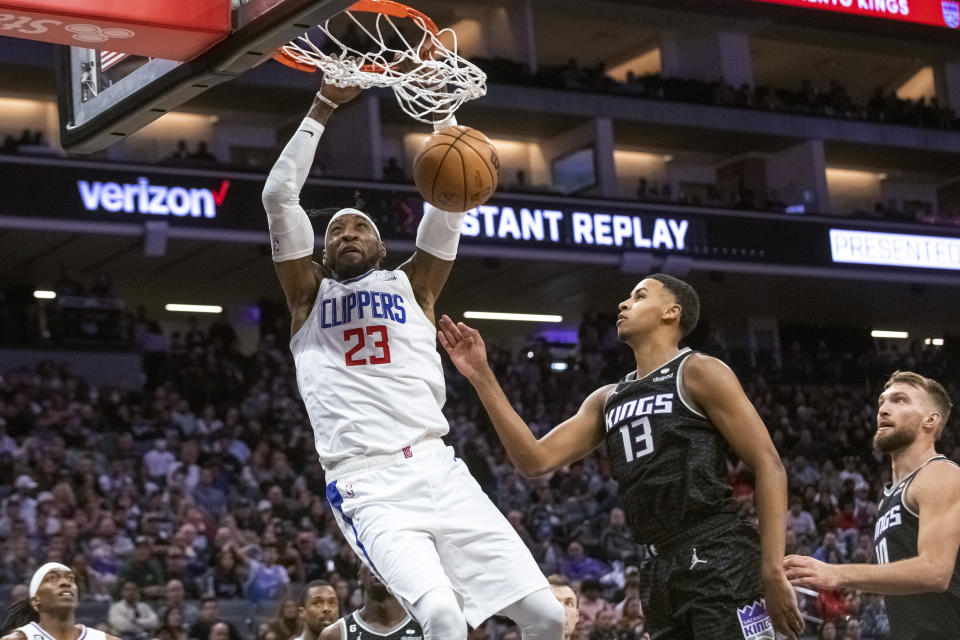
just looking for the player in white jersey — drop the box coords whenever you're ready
[0,563,117,640]
[261,79,564,640]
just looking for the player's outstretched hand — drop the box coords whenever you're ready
[764,570,805,639]
[318,75,362,107]
[783,554,841,590]
[437,315,488,382]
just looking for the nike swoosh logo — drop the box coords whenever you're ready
[300,129,315,137]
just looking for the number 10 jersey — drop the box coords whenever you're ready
[603,348,738,547]
[291,268,448,469]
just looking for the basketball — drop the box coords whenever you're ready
[413,125,500,212]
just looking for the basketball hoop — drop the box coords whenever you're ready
[272,0,486,125]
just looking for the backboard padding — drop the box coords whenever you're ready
[56,0,354,154]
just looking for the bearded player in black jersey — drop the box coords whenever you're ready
[785,371,960,640]
[438,274,804,640]
[320,565,424,640]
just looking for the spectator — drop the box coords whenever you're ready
[190,141,216,163]
[577,579,609,624]
[613,566,642,616]
[163,546,202,600]
[383,157,405,182]
[243,543,290,602]
[192,469,228,518]
[834,498,861,546]
[616,595,645,637]
[187,598,240,640]
[859,593,890,639]
[108,581,161,640]
[8,583,29,602]
[159,579,199,626]
[117,536,165,600]
[208,622,231,640]
[158,607,189,640]
[561,540,608,581]
[813,532,847,564]
[600,508,642,565]
[819,620,838,640]
[838,458,865,488]
[203,546,246,599]
[787,498,817,540]
[185,317,207,349]
[266,597,301,640]
[531,527,565,577]
[293,529,327,582]
[144,439,177,480]
[588,608,619,640]
[165,140,190,164]
[10,474,39,531]
[791,455,821,488]
[844,617,862,640]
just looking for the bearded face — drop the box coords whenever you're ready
[874,383,930,453]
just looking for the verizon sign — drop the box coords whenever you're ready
[77,177,230,219]
[748,0,960,29]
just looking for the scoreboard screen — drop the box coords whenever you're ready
[747,0,959,29]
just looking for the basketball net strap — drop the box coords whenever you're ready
[277,4,486,125]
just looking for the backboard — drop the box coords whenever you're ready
[55,0,354,154]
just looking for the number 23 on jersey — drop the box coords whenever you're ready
[343,325,391,366]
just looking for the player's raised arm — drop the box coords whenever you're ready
[785,460,960,594]
[438,315,609,476]
[681,353,804,638]
[262,81,360,335]
[398,201,465,325]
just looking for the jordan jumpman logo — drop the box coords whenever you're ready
[690,548,707,570]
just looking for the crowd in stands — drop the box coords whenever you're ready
[478,57,960,133]
[0,129,50,156]
[1,307,958,640]
[162,140,220,168]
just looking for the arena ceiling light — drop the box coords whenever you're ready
[33,290,56,299]
[871,330,909,339]
[165,303,223,314]
[925,338,945,346]
[463,311,563,323]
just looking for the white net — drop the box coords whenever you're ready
[278,6,486,124]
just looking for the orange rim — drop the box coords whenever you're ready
[272,0,438,73]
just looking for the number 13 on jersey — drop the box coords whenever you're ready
[343,325,391,366]
[621,416,655,461]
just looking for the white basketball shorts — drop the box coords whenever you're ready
[324,438,548,627]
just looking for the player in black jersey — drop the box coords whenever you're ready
[438,274,804,640]
[297,581,340,640]
[320,565,424,640]
[785,371,960,640]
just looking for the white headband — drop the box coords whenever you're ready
[324,208,381,242]
[29,562,71,598]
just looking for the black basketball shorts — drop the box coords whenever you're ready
[640,522,775,640]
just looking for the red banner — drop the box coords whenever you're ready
[0,0,231,61]
[748,0,960,29]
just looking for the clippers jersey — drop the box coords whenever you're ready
[875,456,960,639]
[337,611,424,640]
[603,349,738,546]
[291,269,448,468]
[16,623,108,640]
